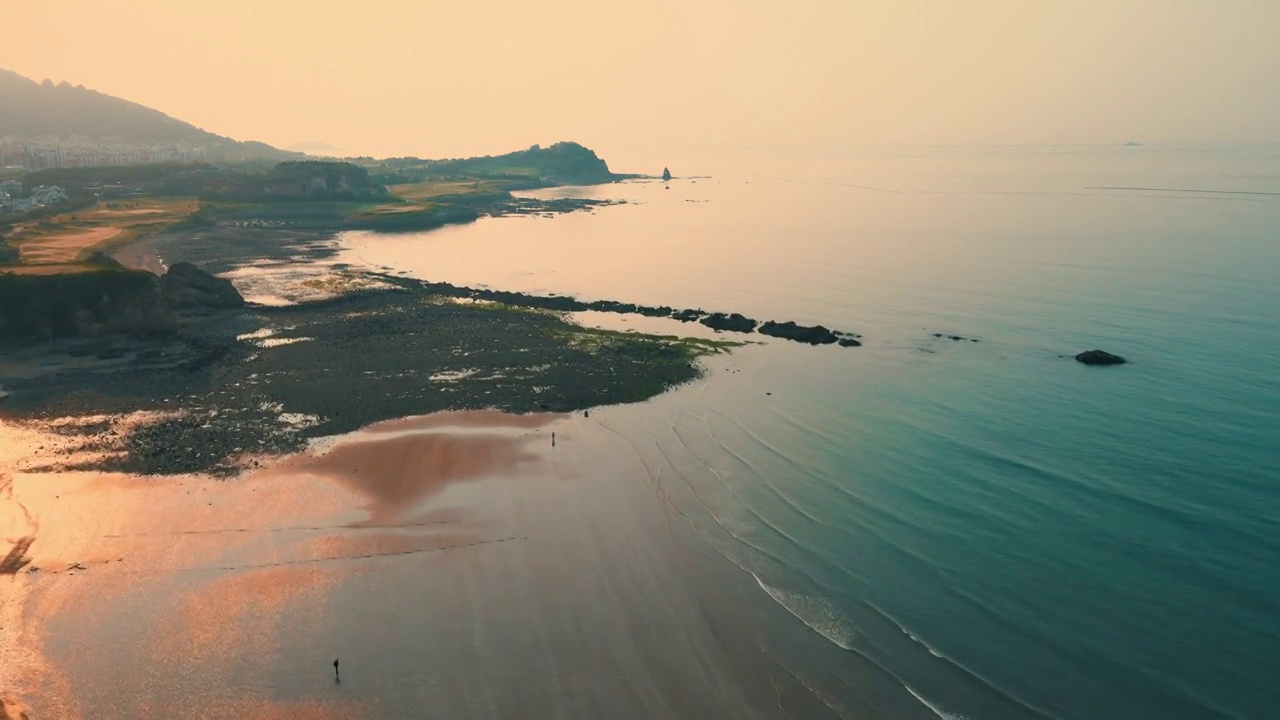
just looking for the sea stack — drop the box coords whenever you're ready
[662,167,672,181]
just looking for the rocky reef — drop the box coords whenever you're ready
[373,274,861,347]
[758,320,841,345]
[700,312,757,333]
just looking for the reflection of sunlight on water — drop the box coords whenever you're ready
[258,337,313,348]
[236,327,314,348]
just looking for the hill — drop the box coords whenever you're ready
[368,142,621,186]
[0,68,292,160]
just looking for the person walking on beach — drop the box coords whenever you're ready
[333,657,340,683]
[552,432,556,448]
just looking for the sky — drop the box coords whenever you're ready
[3,1,1279,158]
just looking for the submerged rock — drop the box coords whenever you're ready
[160,262,245,309]
[671,308,704,323]
[1075,349,1126,366]
[838,337,862,347]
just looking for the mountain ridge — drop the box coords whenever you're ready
[0,68,291,160]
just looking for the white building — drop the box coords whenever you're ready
[29,185,67,205]
[0,184,67,215]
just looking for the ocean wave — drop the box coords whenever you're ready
[751,575,857,650]
[904,685,970,720]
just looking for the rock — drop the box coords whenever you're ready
[838,338,862,347]
[662,167,672,181]
[758,320,839,345]
[0,268,177,340]
[160,262,245,309]
[0,243,20,264]
[700,312,757,333]
[671,308,703,323]
[1075,349,1126,366]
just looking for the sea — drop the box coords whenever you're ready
[338,144,1280,720]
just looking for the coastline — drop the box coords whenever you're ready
[1,404,939,719]
[4,169,966,719]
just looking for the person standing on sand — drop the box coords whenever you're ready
[552,432,556,447]
[333,657,340,683]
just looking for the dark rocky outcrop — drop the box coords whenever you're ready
[700,312,757,333]
[0,244,19,264]
[662,167,673,181]
[1075,349,1126,366]
[0,268,177,340]
[0,261,244,342]
[161,261,245,309]
[671,308,704,323]
[838,338,862,347]
[758,320,839,345]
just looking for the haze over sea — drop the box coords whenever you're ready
[342,144,1280,719]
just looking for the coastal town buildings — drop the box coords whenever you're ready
[0,136,207,170]
[0,183,67,215]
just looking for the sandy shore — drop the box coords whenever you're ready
[3,408,862,719]
[1,400,939,720]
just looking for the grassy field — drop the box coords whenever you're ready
[389,179,505,202]
[2,198,198,273]
[0,174,532,275]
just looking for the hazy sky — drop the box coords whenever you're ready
[4,1,1279,157]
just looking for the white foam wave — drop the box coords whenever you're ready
[752,575,857,650]
[904,685,970,720]
[907,630,947,659]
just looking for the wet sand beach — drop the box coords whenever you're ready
[1,407,935,719]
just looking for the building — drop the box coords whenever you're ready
[30,185,67,205]
[0,184,67,216]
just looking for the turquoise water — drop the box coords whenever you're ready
[343,146,1280,718]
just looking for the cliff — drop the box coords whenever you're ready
[0,261,244,341]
